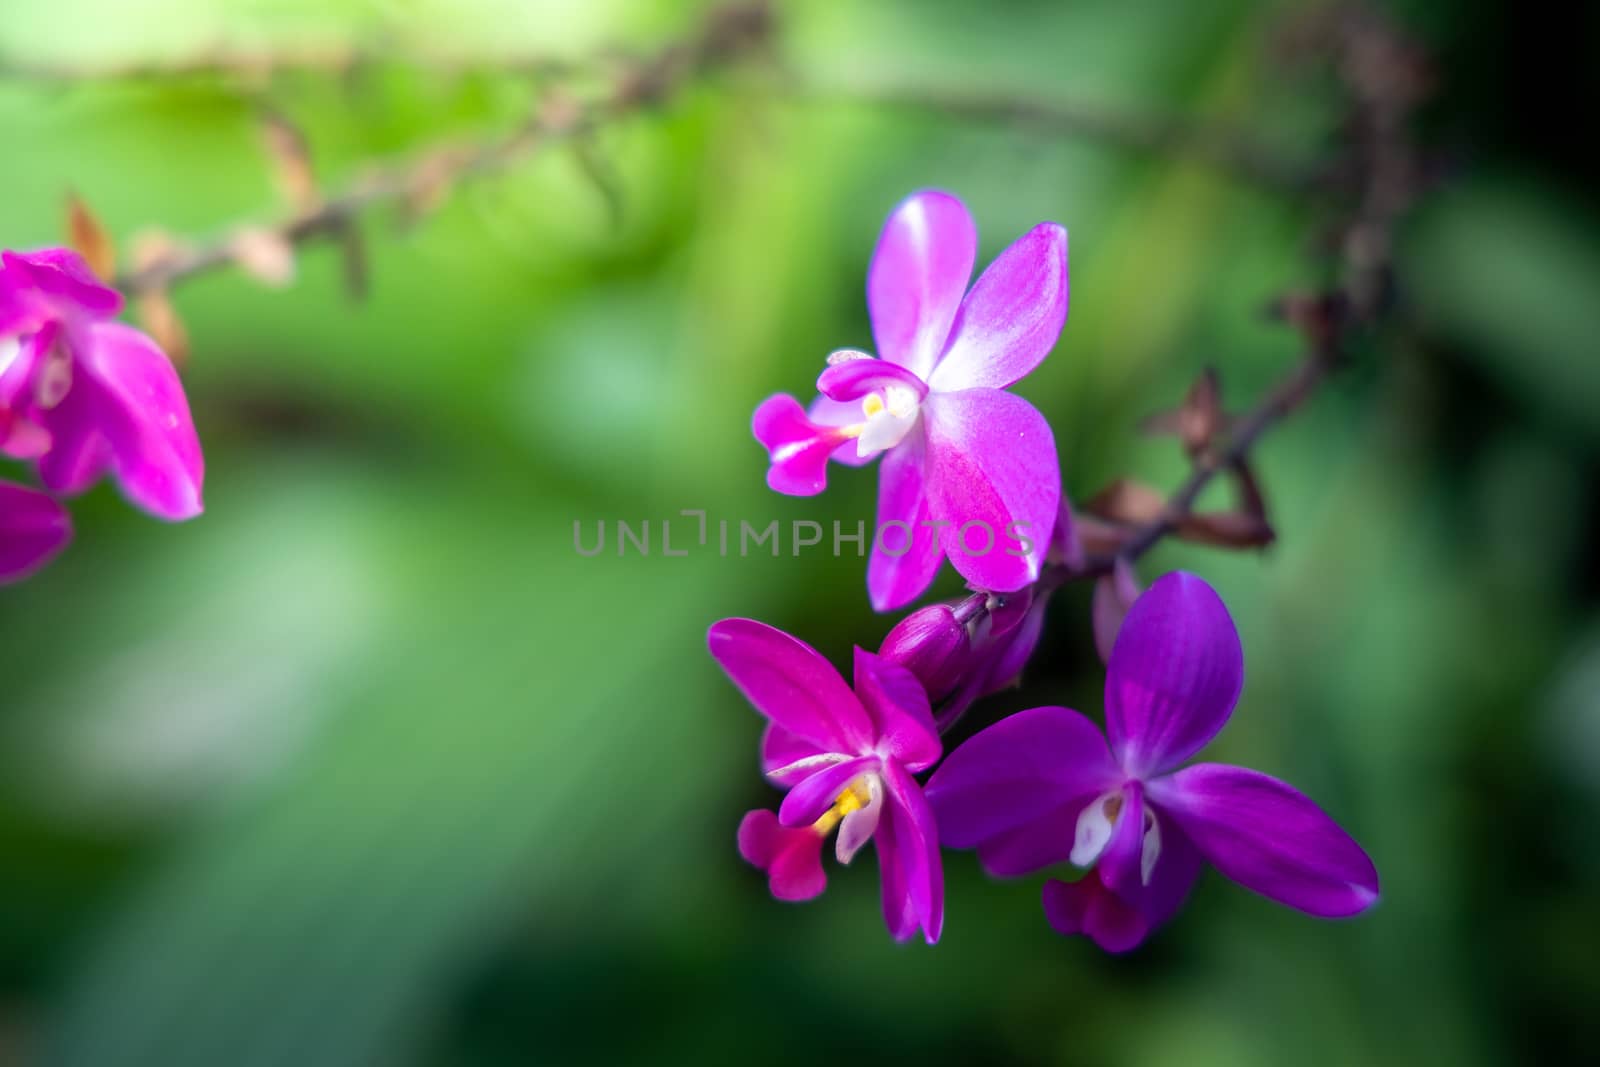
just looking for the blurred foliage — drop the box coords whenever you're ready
[1,1,1597,1065]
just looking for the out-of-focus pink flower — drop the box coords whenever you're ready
[0,479,71,583]
[0,248,203,521]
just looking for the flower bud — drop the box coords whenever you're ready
[878,602,975,703]
[1092,558,1142,665]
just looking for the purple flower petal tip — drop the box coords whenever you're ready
[1151,763,1381,918]
[739,809,826,902]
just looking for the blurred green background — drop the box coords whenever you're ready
[2,1,1597,1064]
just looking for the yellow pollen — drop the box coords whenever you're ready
[811,780,872,836]
[1102,793,1124,822]
[861,393,886,418]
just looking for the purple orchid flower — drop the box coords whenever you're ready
[0,248,203,521]
[0,480,71,583]
[753,191,1069,611]
[925,571,1379,952]
[708,618,944,943]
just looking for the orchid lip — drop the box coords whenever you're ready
[810,356,930,460]
[1070,786,1163,886]
[1071,789,1124,868]
[811,773,884,865]
[815,352,929,405]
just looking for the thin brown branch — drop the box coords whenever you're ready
[110,1,775,296]
[1042,2,1428,588]
[0,42,582,84]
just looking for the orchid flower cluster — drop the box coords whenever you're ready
[0,248,203,582]
[710,192,1378,950]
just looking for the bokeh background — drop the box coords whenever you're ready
[2,1,1597,1064]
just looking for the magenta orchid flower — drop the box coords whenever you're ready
[0,248,203,521]
[708,618,944,943]
[0,480,71,583]
[753,191,1068,611]
[925,571,1378,952]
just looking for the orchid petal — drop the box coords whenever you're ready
[928,222,1068,392]
[868,190,976,381]
[708,619,875,755]
[816,357,928,404]
[853,648,940,770]
[1050,818,1202,950]
[806,394,872,467]
[1042,875,1150,954]
[0,330,45,407]
[753,394,851,496]
[968,806,1084,878]
[79,323,203,520]
[760,723,845,787]
[1048,496,1084,568]
[866,429,944,612]
[1105,571,1243,778]
[1126,811,1204,927]
[1095,783,1147,900]
[1150,763,1380,918]
[879,760,943,943]
[778,756,879,828]
[855,404,919,459]
[0,408,50,460]
[977,588,1047,694]
[34,374,112,496]
[2,248,121,318]
[835,773,884,864]
[0,481,72,583]
[874,782,916,940]
[921,388,1059,593]
[925,705,1120,875]
[1070,790,1121,869]
[738,809,826,902]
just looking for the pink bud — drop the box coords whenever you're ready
[1092,558,1143,665]
[879,602,974,703]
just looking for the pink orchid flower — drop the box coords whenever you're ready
[0,248,203,521]
[709,618,944,943]
[754,191,1068,611]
